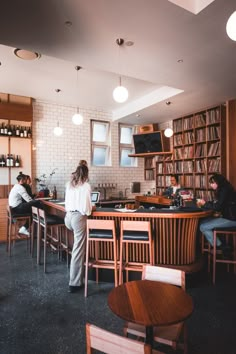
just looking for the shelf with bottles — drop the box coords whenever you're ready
[0,154,21,168]
[0,122,32,139]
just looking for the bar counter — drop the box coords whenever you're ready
[42,200,212,272]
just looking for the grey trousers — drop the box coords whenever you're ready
[65,212,87,286]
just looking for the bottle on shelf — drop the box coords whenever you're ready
[12,125,16,136]
[10,154,14,167]
[23,127,28,138]
[7,125,13,136]
[16,125,20,136]
[6,154,11,167]
[27,127,32,138]
[20,127,24,138]
[4,124,8,135]
[0,123,4,135]
[15,155,20,167]
[52,185,57,200]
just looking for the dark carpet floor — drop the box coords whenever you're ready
[0,241,236,354]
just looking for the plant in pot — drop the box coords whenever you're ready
[35,168,57,197]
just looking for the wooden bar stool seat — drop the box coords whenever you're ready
[211,226,236,284]
[38,209,65,272]
[84,219,118,297]
[6,205,31,256]
[119,220,154,284]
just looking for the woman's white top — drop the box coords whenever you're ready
[9,184,32,208]
[65,181,92,216]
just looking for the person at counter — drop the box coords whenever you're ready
[8,172,42,236]
[161,174,181,198]
[64,163,93,293]
[199,173,236,255]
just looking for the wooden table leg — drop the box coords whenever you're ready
[145,326,153,347]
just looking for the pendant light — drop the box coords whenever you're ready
[72,66,84,125]
[164,128,173,138]
[113,38,129,103]
[226,11,236,41]
[53,89,63,136]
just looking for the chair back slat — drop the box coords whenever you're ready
[121,220,151,232]
[87,219,115,231]
[142,265,185,290]
[86,323,151,354]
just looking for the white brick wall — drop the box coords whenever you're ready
[32,100,155,199]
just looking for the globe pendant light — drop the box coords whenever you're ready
[53,89,63,137]
[226,11,236,41]
[113,38,129,103]
[53,122,63,136]
[113,76,129,103]
[72,66,83,125]
[164,127,173,138]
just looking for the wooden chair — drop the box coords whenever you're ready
[119,220,154,284]
[38,209,65,272]
[31,206,40,258]
[86,323,164,354]
[211,227,236,284]
[124,265,187,354]
[6,205,31,256]
[84,219,118,297]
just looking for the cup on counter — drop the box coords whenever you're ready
[125,204,135,210]
[196,198,204,207]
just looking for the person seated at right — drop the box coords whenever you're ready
[162,174,181,198]
[8,172,42,236]
[199,173,236,256]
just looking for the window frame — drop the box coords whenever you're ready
[119,123,138,167]
[91,120,111,166]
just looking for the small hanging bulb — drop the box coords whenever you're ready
[53,122,63,136]
[164,128,173,138]
[113,77,129,103]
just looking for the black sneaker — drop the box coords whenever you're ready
[68,285,84,293]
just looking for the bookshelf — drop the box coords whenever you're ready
[171,104,226,200]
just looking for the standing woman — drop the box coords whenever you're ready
[199,173,236,255]
[64,164,93,293]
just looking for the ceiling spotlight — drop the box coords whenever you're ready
[65,21,72,27]
[226,11,236,41]
[177,59,183,63]
[14,48,41,60]
[166,101,172,105]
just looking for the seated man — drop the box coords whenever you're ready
[8,172,42,236]
[162,174,181,198]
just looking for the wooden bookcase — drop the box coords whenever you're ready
[0,95,32,242]
[170,104,226,199]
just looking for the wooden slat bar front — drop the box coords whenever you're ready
[42,200,212,272]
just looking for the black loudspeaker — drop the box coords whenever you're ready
[133,131,163,153]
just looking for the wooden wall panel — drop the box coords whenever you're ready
[0,199,7,243]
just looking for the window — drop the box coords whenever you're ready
[91,120,111,166]
[119,124,137,167]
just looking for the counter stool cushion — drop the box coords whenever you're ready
[89,229,113,239]
[123,230,149,241]
[40,214,64,226]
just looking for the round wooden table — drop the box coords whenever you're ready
[108,279,194,346]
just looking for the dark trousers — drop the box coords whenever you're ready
[12,200,43,228]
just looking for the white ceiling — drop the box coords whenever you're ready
[0,0,235,125]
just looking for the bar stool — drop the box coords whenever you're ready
[201,233,211,272]
[211,227,236,284]
[84,219,118,297]
[38,209,65,272]
[6,205,31,256]
[119,220,154,284]
[31,206,40,258]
